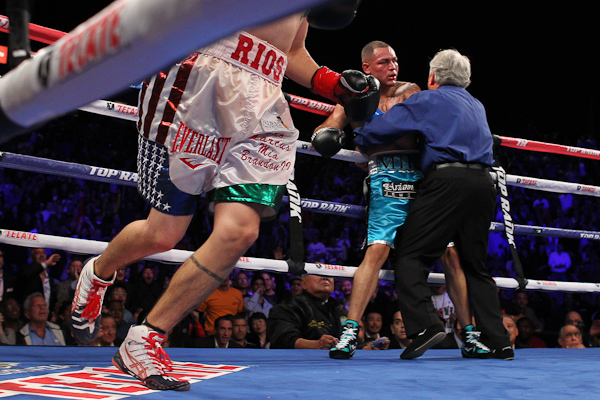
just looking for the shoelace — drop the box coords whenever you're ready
[336,326,358,348]
[465,330,491,352]
[145,334,174,373]
[81,280,111,320]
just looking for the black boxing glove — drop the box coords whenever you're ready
[311,127,346,158]
[307,0,362,30]
[343,75,380,122]
[311,67,370,104]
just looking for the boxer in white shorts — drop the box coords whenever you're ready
[71,6,379,391]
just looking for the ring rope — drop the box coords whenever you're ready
[0,14,67,44]
[0,0,332,138]
[3,14,599,163]
[2,151,600,241]
[2,228,599,293]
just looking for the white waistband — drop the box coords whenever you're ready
[200,32,287,86]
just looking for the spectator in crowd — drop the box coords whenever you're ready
[194,315,243,348]
[17,248,60,310]
[55,301,77,346]
[361,310,390,350]
[166,310,206,348]
[96,314,118,347]
[515,317,547,349]
[557,324,585,348]
[0,303,17,345]
[363,310,385,343]
[430,284,457,337]
[17,292,66,346]
[588,316,600,347]
[261,272,278,306]
[231,313,257,348]
[232,271,251,297]
[197,277,244,336]
[107,299,132,342]
[0,297,22,335]
[113,266,135,310]
[130,266,162,320]
[244,275,273,318]
[289,276,303,297]
[548,243,572,281]
[0,249,17,302]
[55,258,83,309]
[338,278,353,316]
[502,314,518,349]
[506,290,544,332]
[306,234,327,263]
[107,282,134,327]
[389,311,411,350]
[247,312,270,349]
[268,275,342,349]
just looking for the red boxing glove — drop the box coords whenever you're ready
[311,66,369,103]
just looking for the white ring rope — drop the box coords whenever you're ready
[0,0,332,139]
[2,228,599,293]
[75,99,600,196]
[2,151,600,242]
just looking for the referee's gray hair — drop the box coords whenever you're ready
[429,49,471,88]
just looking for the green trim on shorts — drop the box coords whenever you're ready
[211,183,286,213]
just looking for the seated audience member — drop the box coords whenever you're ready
[502,314,518,349]
[268,275,342,349]
[233,271,251,297]
[96,314,118,347]
[506,290,544,332]
[247,312,270,349]
[107,283,134,326]
[588,316,600,347]
[231,313,257,348]
[197,278,244,336]
[289,277,303,297]
[130,266,162,318]
[55,258,83,307]
[0,249,17,303]
[261,272,278,306]
[194,315,243,348]
[338,278,353,316]
[114,266,134,310]
[358,318,389,351]
[17,293,65,346]
[244,275,273,317]
[0,298,22,334]
[0,302,16,345]
[389,311,411,350]
[515,317,547,348]
[557,324,585,349]
[55,301,77,346]
[17,248,60,311]
[107,299,132,342]
[363,310,386,343]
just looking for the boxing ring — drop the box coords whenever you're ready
[2,5,600,400]
[2,346,600,400]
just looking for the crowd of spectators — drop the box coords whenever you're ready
[1,109,600,350]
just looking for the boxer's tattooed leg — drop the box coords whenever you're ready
[190,254,224,282]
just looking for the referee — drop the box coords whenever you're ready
[354,49,513,360]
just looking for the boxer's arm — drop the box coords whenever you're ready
[285,19,320,88]
[315,104,349,131]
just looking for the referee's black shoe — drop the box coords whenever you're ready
[400,325,446,360]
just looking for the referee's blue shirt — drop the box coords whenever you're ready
[354,85,494,172]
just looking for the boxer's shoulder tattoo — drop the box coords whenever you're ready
[190,255,224,282]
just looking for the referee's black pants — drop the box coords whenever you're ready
[394,166,511,349]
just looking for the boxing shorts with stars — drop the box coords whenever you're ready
[136,31,297,219]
